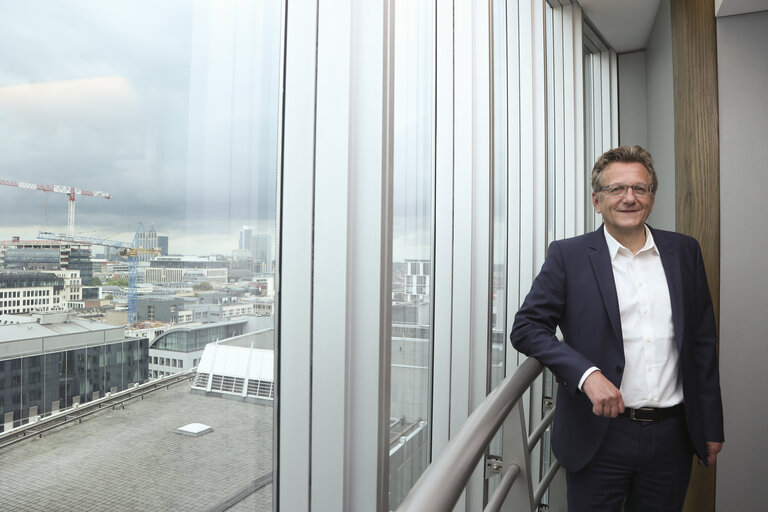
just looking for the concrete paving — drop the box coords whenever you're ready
[0,381,273,511]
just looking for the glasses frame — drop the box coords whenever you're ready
[598,183,656,197]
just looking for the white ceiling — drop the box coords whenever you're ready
[715,0,768,17]
[579,0,768,54]
[579,0,662,53]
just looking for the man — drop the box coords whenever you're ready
[509,146,724,511]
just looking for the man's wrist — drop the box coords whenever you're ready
[578,367,600,390]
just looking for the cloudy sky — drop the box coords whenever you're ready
[0,0,281,255]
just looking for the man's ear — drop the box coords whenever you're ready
[592,192,601,214]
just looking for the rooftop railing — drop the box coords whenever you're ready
[0,370,195,450]
[396,357,561,512]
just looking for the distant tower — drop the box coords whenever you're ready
[239,226,253,253]
[136,225,159,262]
[157,235,169,256]
[252,233,273,272]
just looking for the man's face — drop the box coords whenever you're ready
[592,161,655,238]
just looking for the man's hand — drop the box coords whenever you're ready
[699,441,723,466]
[582,371,625,417]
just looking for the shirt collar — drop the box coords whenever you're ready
[603,225,658,260]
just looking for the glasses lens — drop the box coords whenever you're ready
[608,185,626,196]
[632,185,651,196]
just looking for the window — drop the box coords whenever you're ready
[389,0,436,507]
[0,2,281,508]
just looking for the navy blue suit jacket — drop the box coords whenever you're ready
[509,226,724,472]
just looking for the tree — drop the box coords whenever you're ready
[106,277,129,286]
[193,281,213,291]
[91,277,102,286]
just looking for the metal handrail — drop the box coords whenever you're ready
[397,357,556,511]
[484,464,521,512]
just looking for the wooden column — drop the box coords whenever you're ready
[670,0,720,511]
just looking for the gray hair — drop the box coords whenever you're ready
[591,145,658,194]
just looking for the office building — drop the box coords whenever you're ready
[0,312,148,428]
[148,318,249,379]
[136,227,159,262]
[157,235,169,256]
[1,240,93,285]
[145,256,227,285]
[239,225,253,252]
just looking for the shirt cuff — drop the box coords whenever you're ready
[578,367,600,390]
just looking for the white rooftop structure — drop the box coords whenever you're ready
[192,330,275,402]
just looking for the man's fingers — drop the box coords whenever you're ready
[583,371,624,417]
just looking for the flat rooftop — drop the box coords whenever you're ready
[0,378,273,511]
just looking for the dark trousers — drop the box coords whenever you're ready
[565,413,694,512]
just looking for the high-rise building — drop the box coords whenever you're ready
[157,235,169,256]
[239,226,253,252]
[136,226,159,262]
[252,233,273,271]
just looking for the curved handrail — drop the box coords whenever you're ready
[396,357,545,511]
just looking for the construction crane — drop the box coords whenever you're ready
[0,179,110,237]
[39,223,160,326]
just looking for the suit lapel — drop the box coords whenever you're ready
[651,227,686,353]
[587,227,623,344]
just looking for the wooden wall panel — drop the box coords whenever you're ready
[670,0,720,511]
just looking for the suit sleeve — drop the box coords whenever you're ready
[509,241,596,395]
[692,242,725,442]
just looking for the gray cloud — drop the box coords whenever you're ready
[0,0,280,255]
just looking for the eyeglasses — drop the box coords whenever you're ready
[598,183,655,197]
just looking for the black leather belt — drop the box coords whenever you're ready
[620,404,684,422]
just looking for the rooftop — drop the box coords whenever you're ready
[0,378,273,511]
[0,313,123,346]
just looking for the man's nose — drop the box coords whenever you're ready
[622,188,638,202]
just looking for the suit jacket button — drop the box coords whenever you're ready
[616,366,623,374]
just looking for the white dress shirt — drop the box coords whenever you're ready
[579,226,683,408]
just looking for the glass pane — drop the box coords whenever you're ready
[0,2,281,510]
[389,0,436,508]
[487,0,511,498]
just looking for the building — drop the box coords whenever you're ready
[0,312,148,428]
[157,235,169,256]
[238,225,253,252]
[0,240,94,285]
[136,226,159,262]
[136,296,187,323]
[402,259,430,303]
[252,233,273,271]
[191,329,274,404]
[53,269,83,308]
[0,271,65,316]
[148,318,249,379]
[145,256,228,285]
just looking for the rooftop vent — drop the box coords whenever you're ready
[176,423,213,437]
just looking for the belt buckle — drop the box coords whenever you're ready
[630,407,654,422]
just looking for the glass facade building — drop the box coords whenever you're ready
[0,333,147,428]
